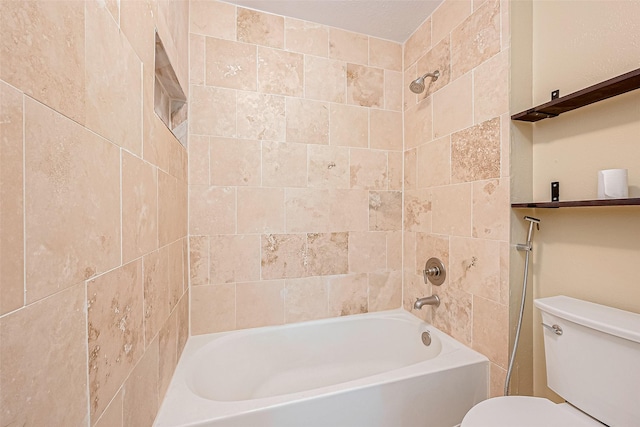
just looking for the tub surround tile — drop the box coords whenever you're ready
[403,232,417,271]
[370,110,403,151]
[284,277,329,323]
[24,98,120,303]
[431,184,472,236]
[348,232,387,273]
[285,188,330,233]
[177,291,189,356]
[450,237,501,302]
[473,49,509,124]
[432,72,473,139]
[416,37,451,99]
[0,0,85,123]
[189,185,236,235]
[388,151,404,191]
[472,179,510,241]
[384,70,403,112]
[369,271,402,312]
[369,191,402,231]
[386,231,403,271]
[123,337,159,427]
[403,64,418,111]
[189,33,206,85]
[472,296,508,368]
[415,233,450,278]
[258,47,304,97]
[405,98,433,149]
[328,189,369,232]
[417,136,451,188]
[327,273,369,316]
[451,117,501,183]
[0,284,88,427]
[369,38,402,72]
[236,280,285,329]
[404,18,432,67]
[237,8,284,49]
[490,363,507,398]
[94,389,123,427]
[168,239,185,311]
[330,104,368,148]
[205,37,257,91]
[307,145,350,189]
[286,98,330,145]
[262,141,308,188]
[143,247,170,346]
[190,0,236,40]
[329,28,368,64]
[350,149,388,190]
[402,271,430,319]
[120,0,157,69]
[236,91,286,141]
[87,261,144,422]
[188,135,209,185]
[189,85,236,137]
[404,189,432,232]
[158,171,188,246]
[285,18,329,57]
[307,232,349,276]
[209,235,261,284]
[347,64,384,108]
[237,187,285,234]
[304,56,346,103]
[403,149,417,190]
[158,310,178,400]
[191,284,236,335]
[432,0,472,45]
[210,138,261,186]
[0,81,24,315]
[432,285,472,346]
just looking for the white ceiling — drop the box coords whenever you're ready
[224,0,445,43]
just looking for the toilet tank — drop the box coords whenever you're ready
[534,296,640,427]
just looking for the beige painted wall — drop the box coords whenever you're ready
[526,0,640,400]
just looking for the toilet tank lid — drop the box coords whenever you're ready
[534,296,640,344]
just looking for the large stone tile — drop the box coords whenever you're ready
[432,72,473,139]
[168,239,184,312]
[472,296,508,368]
[190,0,236,40]
[143,247,169,346]
[261,233,307,279]
[388,151,403,191]
[369,37,402,71]
[285,188,330,232]
[189,33,206,85]
[236,280,285,329]
[416,36,451,99]
[369,271,402,311]
[188,134,209,185]
[432,0,472,44]
[237,8,284,48]
[450,236,501,302]
[258,47,304,97]
[87,260,144,421]
[24,98,120,303]
[158,170,187,246]
[350,148,388,190]
[237,187,285,234]
[384,70,403,112]
[158,309,178,401]
[236,91,286,141]
[370,110,403,151]
[0,0,85,123]
[262,140,308,188]
[286,98,329,145]
[122,337,159,427]
[346,64,384,108]
[308,145,350,189]
[307,232,349,276]
[348,232,387,273]
[417,136,451,188]
[369,191,402,231]
[329,104,368,148]
[327,273,368,316]
[404,189,432,233]
[285,17,328,57]
[431,184,472,236]
[328,189,369,232]
[189,185,235,236]
[451,117,501,183]
[405,98,433,149]
[432,285,472,346]
[329,28,368,65]
[191,284,235,335]
[189,85,236,137]
[404,18,431,67]
[304,56,346,103]
[0,81,24,314]
[209,235,261,284]
[473,50,509,124]
[0,284,88,426]
[472,179,510,241]
[94,389,122,427]
[189,236,209,286]
[205,37,257,91]
[120,0,157,68]
[284,277,329,323]
[210,138,261,186]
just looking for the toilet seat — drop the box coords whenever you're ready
[461,396,604,427]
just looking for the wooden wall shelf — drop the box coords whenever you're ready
[512,198,640,209]
[512,68,640,122]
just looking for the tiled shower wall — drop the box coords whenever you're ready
[0,1,189,425]
[188,0,404,333]
[402,0,511,397]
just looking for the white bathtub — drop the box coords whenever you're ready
[154,309,489,427]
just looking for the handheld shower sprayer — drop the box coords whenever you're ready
[518,216,540,251]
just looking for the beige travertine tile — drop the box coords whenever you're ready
[308,145,350,189]
[369,191,402,231]
[403,63,417,111]
[384,70,403,112]
[143,247,169,346]
[210,138,261,186]
[416,36,451,99]
[432,285,472,345]
[0,284,87,427]
[348,232,387,273]
[237,280,285,329]
[285,188,330,232]
[370,110,403,151]
[144,112,175,177]
[190,0,236,40]
[451,117,501,183]
[402,271,430,319]
[261,233,307,279]
[327,273,368,316]
[404,18,431,67]
[388,151,403,191]
[369,38,402,71]
[85,1,142,155]
[205,38,257,91]
[330,104,368,147]
[286,98,330,145]
[190,236,209,286]
[94,389,122,427]
[404,149,417,191]
[158,171,187,246]
[189,85,236,137]
[155,0,189,91]
[472,296,508,367]
[0,81,24,315]
[237,187,285,233]
[403,232,417,271]
[122,337,159,427]
[499,241,509,306]
[431,184,472,236]
[500,0,509,49]
[474,50,509,124]
[237,91,286,141]
[209,235,261,284]
[386,231,403,271]
[404,189,432,232]
[168,239,184,311]
[285,17,329,57]
[87,261,144,421]
[451,0,501,80]
[191,284,235,335]
[182,238,189,293]
[189,185,236,235]
[417,136,451,188]
[304,56,346,103]
[473,179,510,241]
[329,28,368,64]
[350,148,388,190]
[262,141,308,187]
[158,309,178,400]
[24,98,120,303]
[120,0,156,68]
[347,64,384,107]
[177,290,189,355]
[188,134,209,186]
[500,113,509,178]
[122,151,158,263]
[369,271,402,311]
[415,233,450,278]
[450,236,501,302]
[433,72,473,138]
[328,189,369,232]
[490,363,507,398]
[432,0,472,44]
[405,98,433,149]
[258,47,304,96]
[0,0,85,123]
[307,232,349,276]
[237,8,284,49]
[285,277,329,323]
[189,33,206,85]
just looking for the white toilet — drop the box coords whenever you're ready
[462,295,640,427]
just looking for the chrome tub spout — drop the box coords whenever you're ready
[414,295,440,309]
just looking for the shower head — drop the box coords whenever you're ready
[409,70,440,94]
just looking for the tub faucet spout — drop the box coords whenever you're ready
[414,295,440,310]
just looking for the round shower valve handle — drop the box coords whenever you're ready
[423,257,446,286]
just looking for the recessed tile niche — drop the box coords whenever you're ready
[154,32,187,146]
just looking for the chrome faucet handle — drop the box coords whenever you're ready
[423,257,446,286]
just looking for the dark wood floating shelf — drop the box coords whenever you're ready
[512,198,640,209]
[512,68,640,122]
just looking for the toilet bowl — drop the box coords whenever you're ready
[461,296,640,427]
